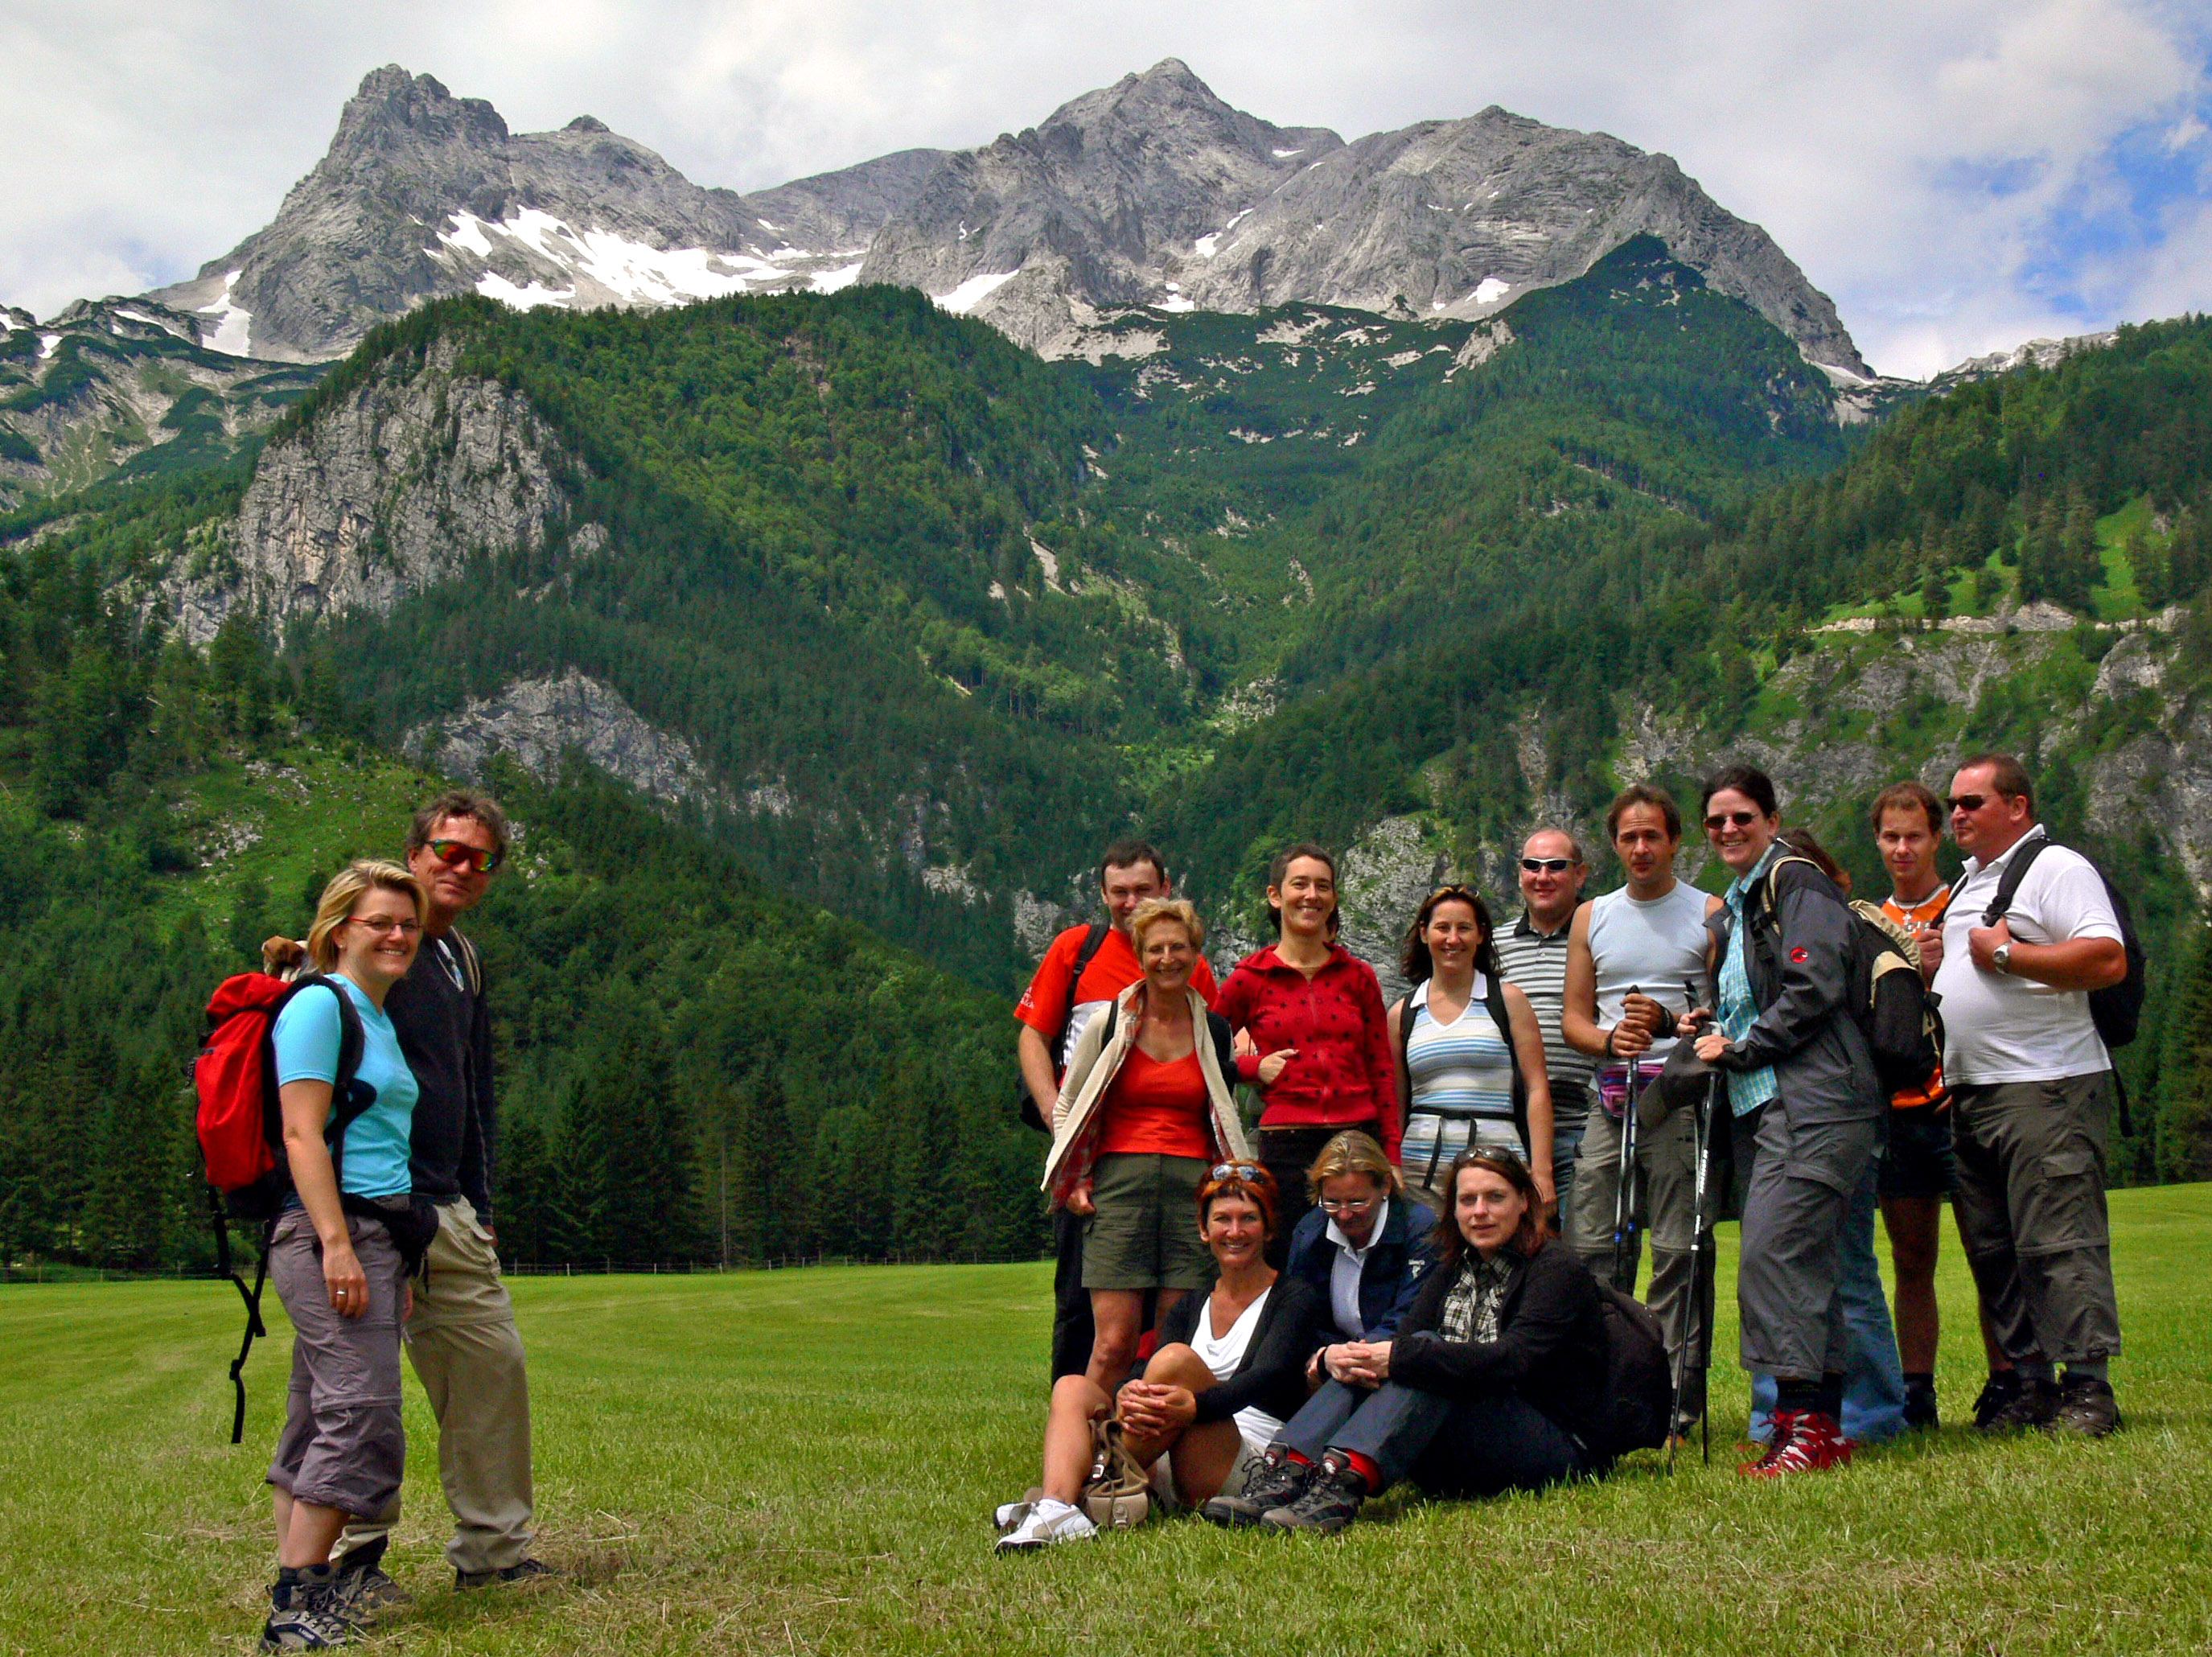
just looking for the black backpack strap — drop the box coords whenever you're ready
[1982,835,2052,927]
[1395,989,1419,1133]
[1482,973,1532,1154]
[207,1186,274,1445]
[1056,923,1110,1059]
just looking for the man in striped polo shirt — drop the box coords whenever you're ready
[1493,828,1594,1217]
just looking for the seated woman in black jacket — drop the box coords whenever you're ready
[995,1164,1326,1550]
[1207,1148,1610,1532]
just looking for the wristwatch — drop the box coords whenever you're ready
[1992,942,2013,975]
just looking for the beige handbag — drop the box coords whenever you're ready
[1080,1417,1151,1531]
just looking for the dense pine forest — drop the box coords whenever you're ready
[4,247,2210,1269]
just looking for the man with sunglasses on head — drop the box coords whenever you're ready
[327,788,553,1612]
[1493,830,1596,1212]
[1933,754,2129,1437]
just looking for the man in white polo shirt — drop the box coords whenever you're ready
[1933,753,2129,1437]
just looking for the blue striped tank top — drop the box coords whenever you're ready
[1400,976,1522,1185]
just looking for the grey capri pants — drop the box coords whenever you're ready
[265,1208,409,1518]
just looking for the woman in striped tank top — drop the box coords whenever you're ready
[1389,886,1556,1216]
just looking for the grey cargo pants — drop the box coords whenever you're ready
[1737,1100,1881,1380]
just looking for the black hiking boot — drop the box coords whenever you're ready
[1970,1371,2023,1430]
[1980,1375,2060,1433]
[1203,1446,1312,1527]
[1260,1453,1369,1535]
[330,1537,411,1621]
[2051,1374,2122,1438]
[1902,1378,1939,1431]
[456,1556,559,1590]
[261,1564,356,1651]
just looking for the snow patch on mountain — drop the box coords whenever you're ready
[197,272,253,356]
[933,270,1018,315]
[433,209,831,310]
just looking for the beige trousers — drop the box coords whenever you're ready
[333,1196,535,1575]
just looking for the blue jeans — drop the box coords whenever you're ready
[1748,1154,1906,1443]
[1552,1112,1587,1213]
[1278,1378,1593,1497]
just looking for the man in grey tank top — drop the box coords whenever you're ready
[1561,783,1721,1436]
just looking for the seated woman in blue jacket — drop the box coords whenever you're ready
[1282,1130,1435,1353]
[1207,1147,1612,1532]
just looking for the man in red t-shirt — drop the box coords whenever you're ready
[1017,841,1219,1382]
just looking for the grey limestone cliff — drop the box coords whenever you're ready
[406,668,730,808]
[158,338,580,644]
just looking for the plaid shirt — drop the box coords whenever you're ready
[1438,1252,1514,1344]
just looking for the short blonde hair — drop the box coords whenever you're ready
[1305,1129,1403,1201]
[306,860,429,971]
[1129,896,1204,954]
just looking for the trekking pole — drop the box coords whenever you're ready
[1669,1067,1718,1469]
[1611,987,1643,1294]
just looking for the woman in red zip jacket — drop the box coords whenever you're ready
[1216,843,1399,1257]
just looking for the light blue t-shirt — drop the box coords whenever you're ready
[271,975,419,1200]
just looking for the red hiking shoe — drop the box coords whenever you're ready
[1742,1410,1852,1478]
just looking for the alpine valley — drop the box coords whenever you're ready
[4,62,2209,1271]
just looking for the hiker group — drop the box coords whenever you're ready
[195,791,551,1651]
[991,750,2136,1548]
[192,754,2137,1638]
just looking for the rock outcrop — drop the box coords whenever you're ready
[405,668,730,808]
[161,339,578,643]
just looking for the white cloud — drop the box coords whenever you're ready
[2,1,2206,376]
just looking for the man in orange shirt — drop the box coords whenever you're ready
[1017,841,1219,1381]
[1873,781,2008,1429]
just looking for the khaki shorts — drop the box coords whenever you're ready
[1082,1153,1215,1291]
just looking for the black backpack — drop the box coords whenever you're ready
[1592,1281,1673,1458]
[1017,923,1110,1133]
[1972,837,2147,1051]
[1758,857,1943,1093]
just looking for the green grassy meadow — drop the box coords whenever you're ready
[5,1186,2209,1656]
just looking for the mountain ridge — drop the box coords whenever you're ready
[109,60,1869,374]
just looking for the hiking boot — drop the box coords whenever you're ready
[1742,1411,1852,1477]
[261,1565,356,1651]
[2051,1375,2123,1438]
[1202,1446,1312,1527]
[331,1541,411,1620]
[1902,1379,1940,1432]
[1980,1376,2060,1433]
[1971,1371,2024,1430]
[1737,1409,1797,1474]
[1260,1453,1368,1534]
[993,1497,1098,1552]
[455,1557,559,1590]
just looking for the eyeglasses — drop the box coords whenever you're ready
[1704,810,1760,831]
[427,838,504,874]
[1519,857,1573,874]
[1946,794,1988,814]
[1318,1196,1379,1215]
[1208,1162,1264,1184]
[347,915,421,937]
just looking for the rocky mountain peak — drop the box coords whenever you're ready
[330,65,509,158]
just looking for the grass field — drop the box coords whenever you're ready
[5,1186,2209,1656]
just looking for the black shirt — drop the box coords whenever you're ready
[383,931,495,1219]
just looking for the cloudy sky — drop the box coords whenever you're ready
[4,0,2208,377]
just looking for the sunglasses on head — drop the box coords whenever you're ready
[1704,810,1761,831]
[1208,1162,1264,1184]
[1519,857,1573,874]
[427,838,504,874]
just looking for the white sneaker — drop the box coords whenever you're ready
[992,1499,1033,1532]
[993,1497,1097,1552]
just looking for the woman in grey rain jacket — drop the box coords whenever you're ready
[1691,764,1885,1478]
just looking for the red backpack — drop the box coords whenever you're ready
[193,969,366,1441]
